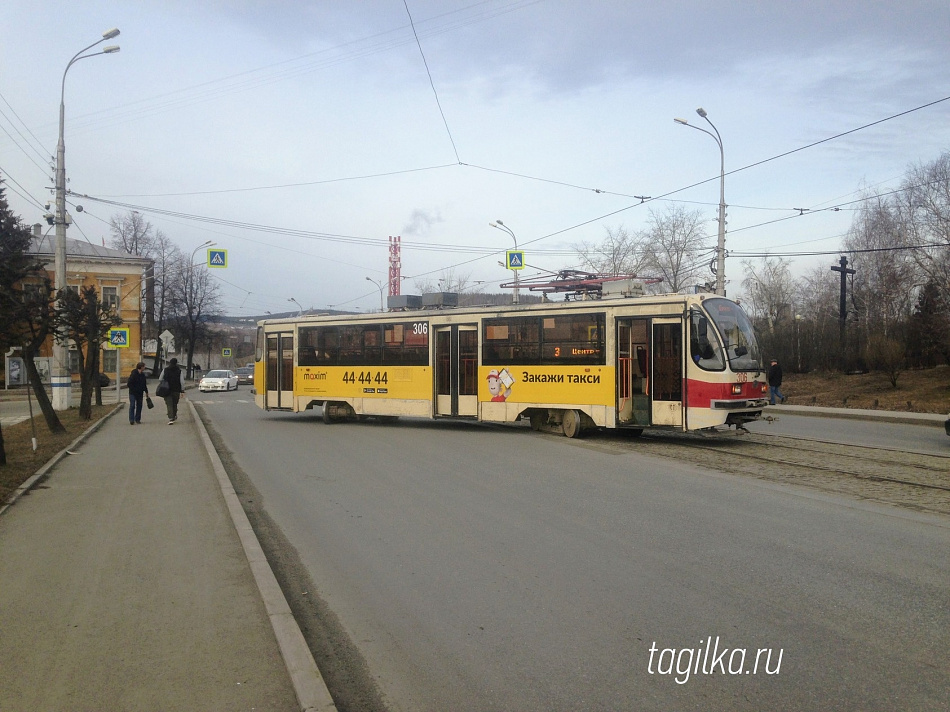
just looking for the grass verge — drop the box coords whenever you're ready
[784,366,950,414]
[1,405,116,504]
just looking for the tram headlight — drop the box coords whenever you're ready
[731,384,742,395]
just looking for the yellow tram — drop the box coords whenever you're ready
[253,290,768,437]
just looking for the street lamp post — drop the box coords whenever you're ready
[674,107,726,296]
[489,220,519,304]
[52,28,121,411]
[288,297,303,316]
[185,241,214,378]
[365,277,386,312]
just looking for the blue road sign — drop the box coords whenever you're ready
[208,249,228,268]
[506,250,525,270]
[109,327,130,348]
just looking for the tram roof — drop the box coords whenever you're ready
[257,291,733,328]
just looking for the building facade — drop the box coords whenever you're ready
[22,226,153,384]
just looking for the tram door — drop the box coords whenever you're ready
[435,325,478,417]
[266,332,295,409]
[651,319,683,427]
[617,318,650,426]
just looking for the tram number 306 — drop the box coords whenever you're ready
[342,370,389,385]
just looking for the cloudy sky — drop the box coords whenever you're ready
[2,0,948,315]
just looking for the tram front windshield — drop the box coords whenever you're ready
[703,298,762,371]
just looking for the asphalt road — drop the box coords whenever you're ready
[196,393,950,712]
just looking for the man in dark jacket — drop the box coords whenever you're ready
[127,362,149,425]
[767,358,786,405]
[159,357,186,424]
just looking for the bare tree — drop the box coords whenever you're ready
[147,232,181,374]
[573,225,650,276]
[411,269,475,295]
[893,152,950,300]
[795,265,841,371]
[168,256,222,378]
[741,256,796,333]
[642,205,710,293]
[844,193,917,348]
[55,286,122,419]
[109,211,157,257]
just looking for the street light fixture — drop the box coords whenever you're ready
[288,297,303,316]
[365,277,386,312]
[52,27,121,410]
[191,240,215,267]
[674,107,726,296]
[489,219,520,304]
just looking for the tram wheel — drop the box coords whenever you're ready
[322,402,337,424]
[561,409,585,438]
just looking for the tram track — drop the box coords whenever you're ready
[581,428,950,516]
[676,439,950,493]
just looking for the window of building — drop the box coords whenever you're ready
[101,286,119,311]
[102,349,118,374]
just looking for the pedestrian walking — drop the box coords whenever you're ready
[157,357,186,424]
[768,357,786,405]
[127,361,149,425]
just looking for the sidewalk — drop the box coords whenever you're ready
[767,403,947,427]
[0,398,335,711]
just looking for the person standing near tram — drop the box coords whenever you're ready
[768,357,786,405]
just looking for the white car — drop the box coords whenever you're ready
[198,369,239,392]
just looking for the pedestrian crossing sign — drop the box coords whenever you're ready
[222,348,232,357]
[108,327,130,348]
[506,250,525,270]
[208,249,228,268]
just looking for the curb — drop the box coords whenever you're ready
[188,400,337,712]
[0,404,123,518]
[768,404,947,428]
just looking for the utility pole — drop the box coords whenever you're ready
[831,256,855,371]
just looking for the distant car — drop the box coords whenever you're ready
[235,366,254,385]
[198,369,238,392]
[96,373,111,387]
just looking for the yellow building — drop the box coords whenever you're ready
[25,227,153,384]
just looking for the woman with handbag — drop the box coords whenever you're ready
[157,357,186,424]
[127,362,149,425]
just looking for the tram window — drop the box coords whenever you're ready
[381,322,428,366]
[540,313,605,365]
[297,326,324,366]
[689,310,725,371]
[483,314,604,366]
[299,323,428,367]
[483,317,540,365]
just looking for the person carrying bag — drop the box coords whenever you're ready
[127,362,149,425]
[157,358,186,424]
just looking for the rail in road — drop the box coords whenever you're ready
[580,429,950,516]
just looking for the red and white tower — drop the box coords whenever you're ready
[388,235,401,297]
